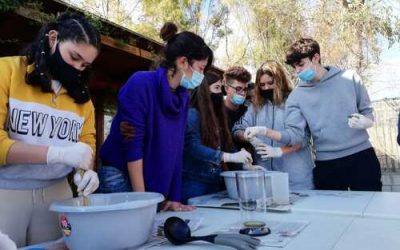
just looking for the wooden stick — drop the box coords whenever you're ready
[79,169,89,206]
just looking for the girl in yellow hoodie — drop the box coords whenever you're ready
[0,13,101,247]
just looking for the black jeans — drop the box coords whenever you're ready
[313,148,382,191]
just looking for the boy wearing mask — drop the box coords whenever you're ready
[245,38,381,191]
[223,66,252,132]
[223,67,254,164]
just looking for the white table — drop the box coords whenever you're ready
[332,217,400,250]
[363,192,400,219]
[188,190,376,217]
[291,190,375,216]
[145,208,354,250]
[152,195,400,250]
[21,191,400,250]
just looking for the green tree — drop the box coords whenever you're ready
[217,0,306,69]
[0,0,29,12]
[70,0,399,78]
[134,0,230,50]
[220,0,400,78]
[70,0,230,50]
[73,0,140,28]
[312,0,400,74]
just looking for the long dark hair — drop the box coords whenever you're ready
[159,22,213,73]
[192,72,234,151]
[23,12,101,104]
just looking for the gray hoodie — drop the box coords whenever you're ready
[233,102,314,190]
[279,66,373,161]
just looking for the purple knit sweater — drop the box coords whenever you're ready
[100,67,189,201]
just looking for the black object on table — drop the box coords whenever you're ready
[164,216,261,250]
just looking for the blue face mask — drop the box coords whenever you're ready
[298,58,318,82]
[298,68,316,82]
[231,94,246,105]
[180,69,204,89]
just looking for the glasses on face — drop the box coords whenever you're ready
[226,83,249,93]
[247,83,255,90]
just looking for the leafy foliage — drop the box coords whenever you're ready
[0,0,29,12]
[221,0,400,77]
[70,0,399,79]
[74,0,230,50]
[134,0,230,50]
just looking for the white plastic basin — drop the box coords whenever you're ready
[50,192,164,250]
[221,170,273,200]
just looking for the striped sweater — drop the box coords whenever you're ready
[0,56,95,189]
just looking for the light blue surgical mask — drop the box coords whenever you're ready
[298,68,316,82]
[180,68,204,89]
[231,94,246,105]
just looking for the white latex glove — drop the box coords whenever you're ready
[243,164,265,171]
[255,143,283,159]
[47,142,93,170]
[223,149,253,164]
[244,126,267,140]
[0,230,17,250]
[73,169,99,196]
[348,113,373,129]
[249,137,264,147]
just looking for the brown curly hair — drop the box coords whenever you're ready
[285,37,321,66]
[223,66,251,85]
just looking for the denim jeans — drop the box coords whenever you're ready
[97,165,132,193]
[181,179,220,204]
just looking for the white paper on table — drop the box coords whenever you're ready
[311,191,364,198]
[217,220,310,248]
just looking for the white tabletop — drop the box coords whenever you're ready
[291,190,375,216]
[332,217,400,250]
[149,204,400,250]
[363,191,400,219]
[145,208,354,250]
[22,191,400,250]
[188,190,377,217]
